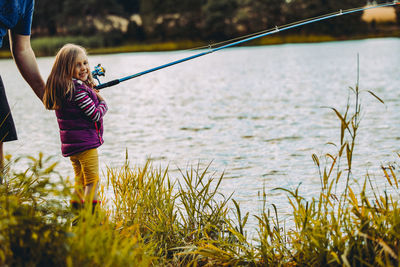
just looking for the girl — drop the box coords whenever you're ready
[43,44,108,212]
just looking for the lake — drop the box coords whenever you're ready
[1,37,400,227]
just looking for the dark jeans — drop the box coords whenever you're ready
[0,75,17,142]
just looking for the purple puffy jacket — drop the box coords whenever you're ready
[55,80,105,157]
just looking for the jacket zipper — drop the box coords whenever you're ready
[94,122,103,144]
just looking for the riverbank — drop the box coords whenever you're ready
[1,75,400,265]
[1,139,399,265]
[0,31,399,59]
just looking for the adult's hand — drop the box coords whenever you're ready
[9,31,45,101]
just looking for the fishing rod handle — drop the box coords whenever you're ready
[95,79,120,90]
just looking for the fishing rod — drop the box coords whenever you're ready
[93,1,400,90]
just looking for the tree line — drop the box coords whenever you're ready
[32,0,398,45]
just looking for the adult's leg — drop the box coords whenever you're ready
[0,76,17,184]
[0,142,3,184]
[0,76,18,143]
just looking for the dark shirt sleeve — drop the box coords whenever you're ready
[13,0,34,36]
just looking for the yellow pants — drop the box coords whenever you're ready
[70,148,99,192]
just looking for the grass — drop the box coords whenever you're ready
[88,40,205,55]
[0,64,400,266]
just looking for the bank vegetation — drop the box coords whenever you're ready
[0,71,399,266]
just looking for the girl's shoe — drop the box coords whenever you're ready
[70,200,84,226]
[91,200,101,214]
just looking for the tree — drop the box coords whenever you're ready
[140,0,204,40]
[60,0,123,35]
[202,0,238,40]
[139,0,161,37]
[33,0,62,35]
[286,0,367,36]
[117,0,140,15]
[236,0,286,33]
[34,0,125,36]
[395,5,400,26]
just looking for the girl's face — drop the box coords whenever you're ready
[73,51,90,81]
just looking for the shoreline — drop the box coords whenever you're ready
[0,32,399,59]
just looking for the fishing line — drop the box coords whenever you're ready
[94,1,400,89]
[187,9,361,51]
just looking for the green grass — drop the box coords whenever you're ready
[0,65,400,266]
[0,50,11,58]
[30,36,106,57]
[88,40,205,55]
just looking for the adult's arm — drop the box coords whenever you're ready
[9,31,45,101]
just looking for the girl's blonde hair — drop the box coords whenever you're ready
[43,44,96,110]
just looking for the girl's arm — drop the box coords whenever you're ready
[74,89,108,122]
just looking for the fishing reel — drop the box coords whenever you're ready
[92,64,106,85]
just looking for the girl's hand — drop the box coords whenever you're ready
[94,90,104,101]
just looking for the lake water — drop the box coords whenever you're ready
[1,37,400,228]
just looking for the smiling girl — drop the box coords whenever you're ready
[43,44,108,215]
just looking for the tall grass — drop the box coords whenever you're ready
[1,65,400,266]
[0,153,153,266]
